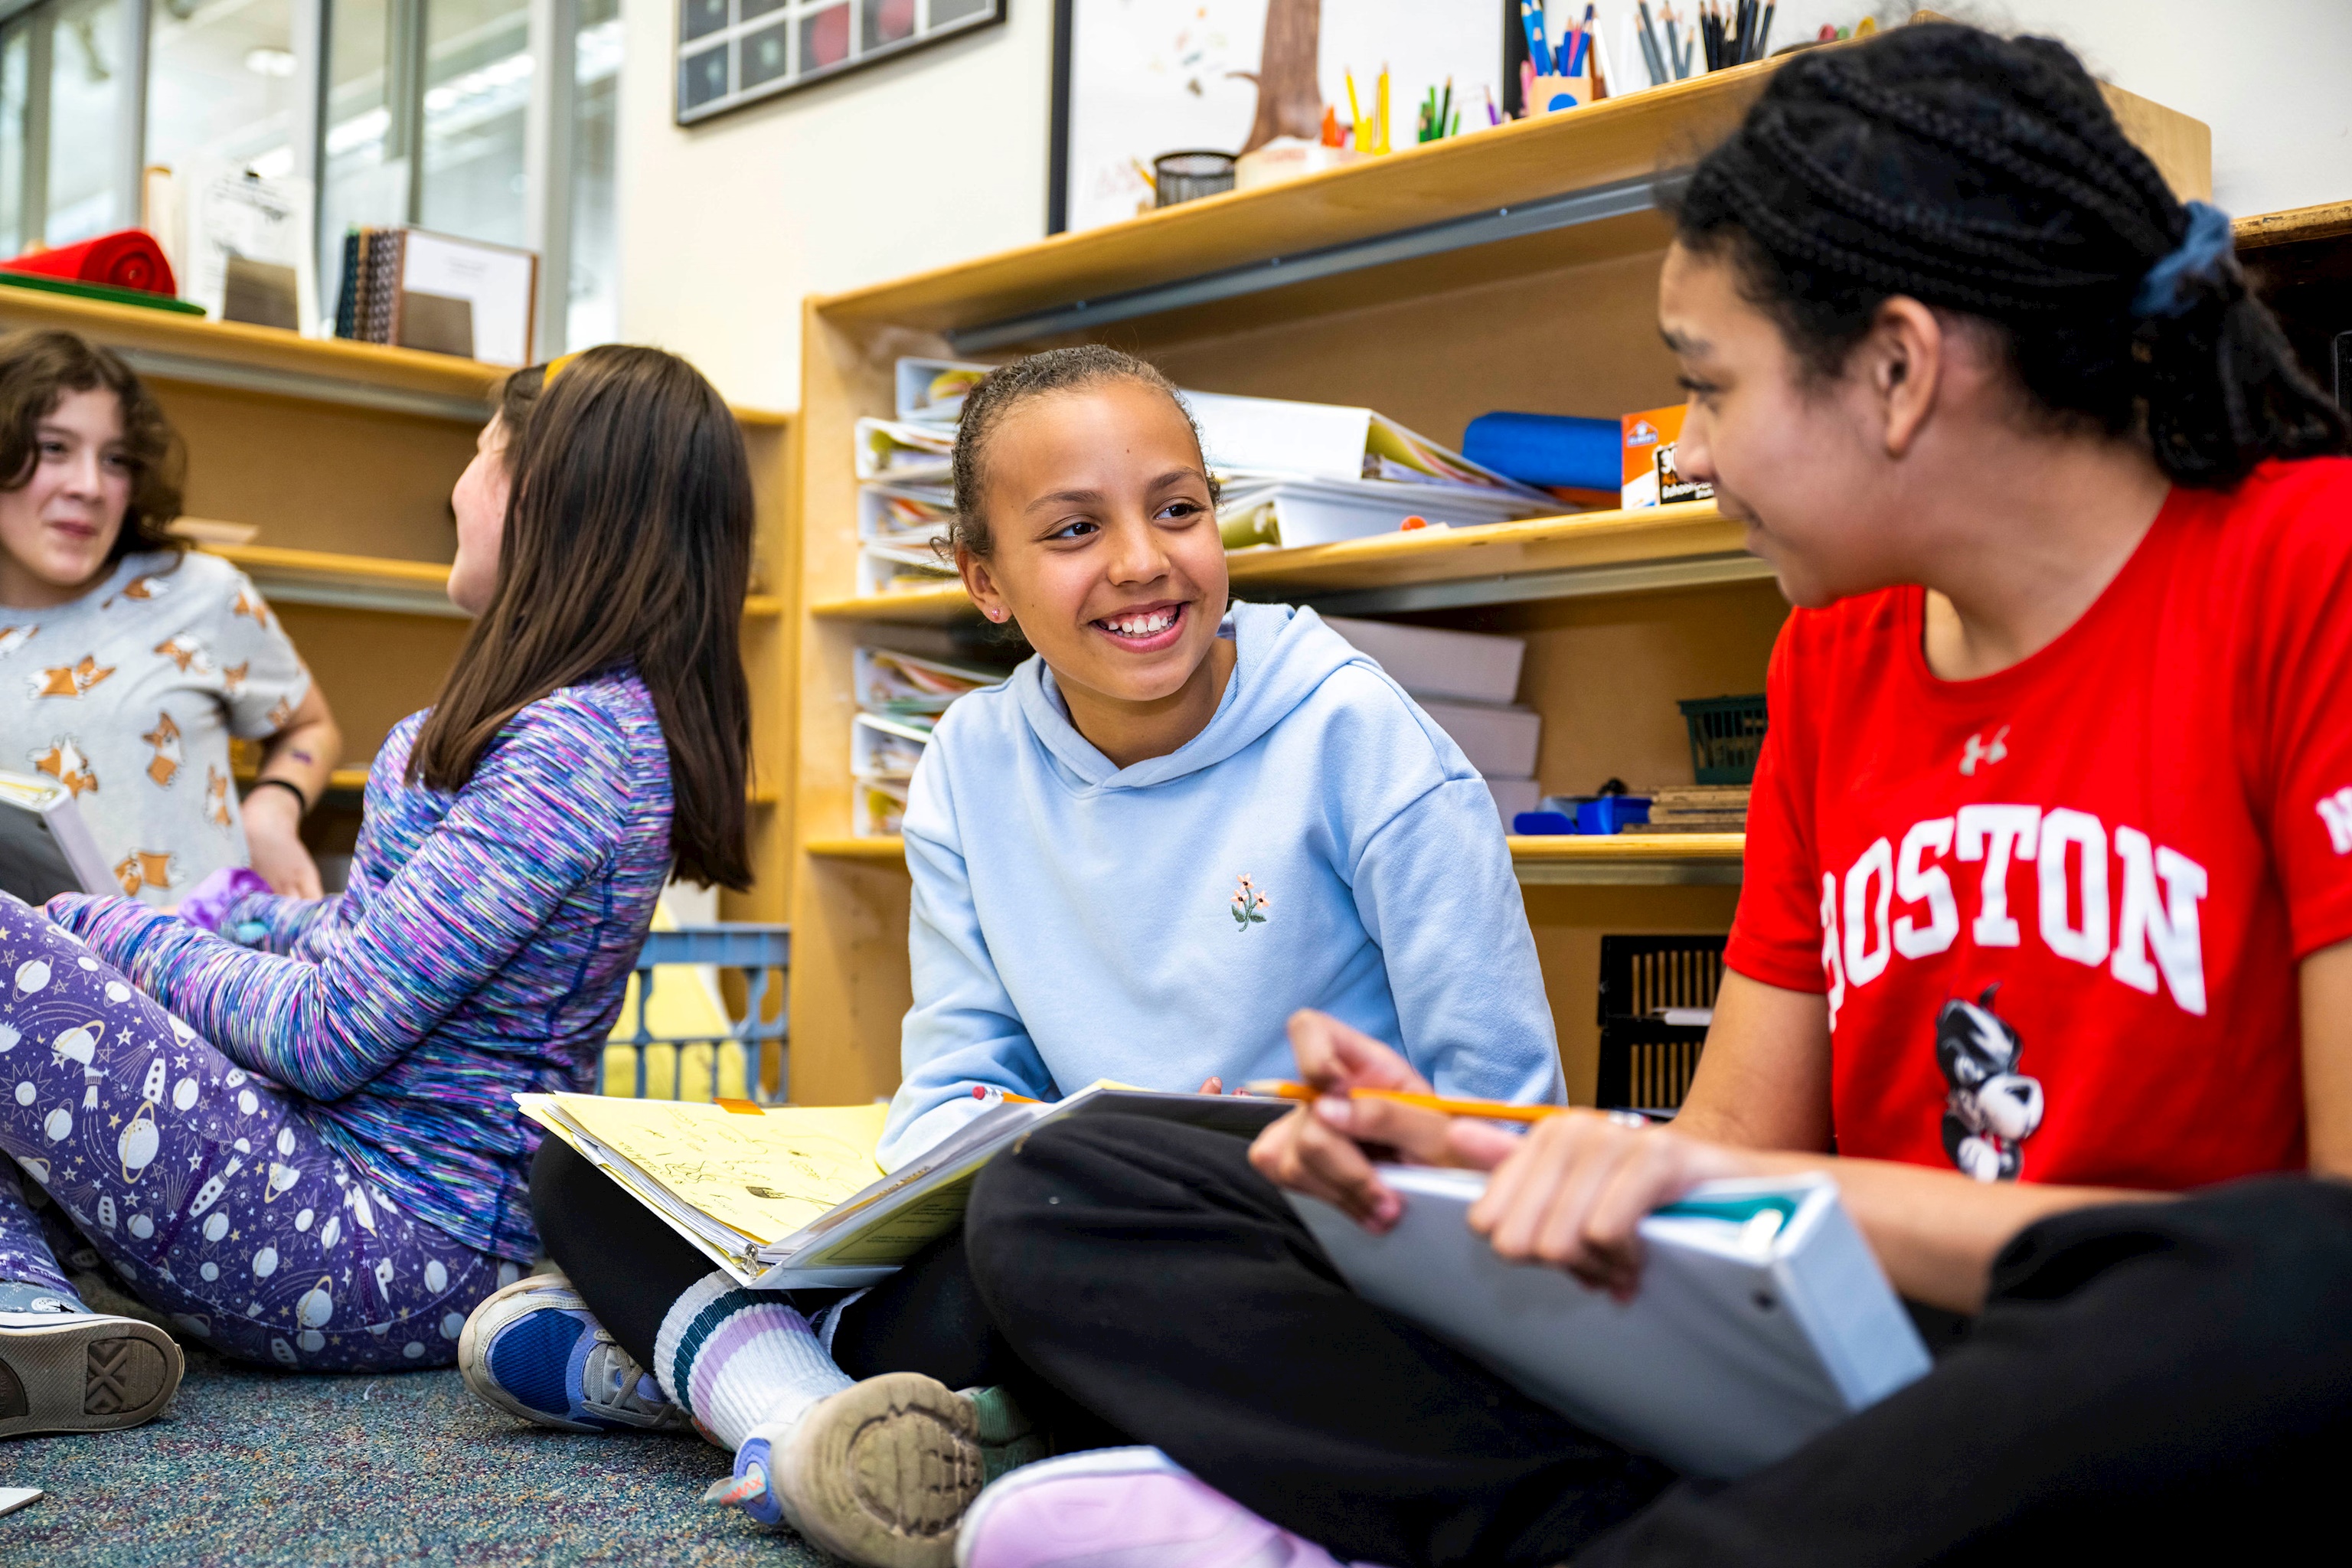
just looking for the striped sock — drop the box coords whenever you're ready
[653,1272,852,1452]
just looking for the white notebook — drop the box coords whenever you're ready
[1289,1170,1931,1478]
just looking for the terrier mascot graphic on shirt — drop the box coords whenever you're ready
[1935,985,2046,1181]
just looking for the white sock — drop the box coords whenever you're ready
[652,1271,852,1451]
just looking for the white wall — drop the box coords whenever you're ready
[617,0,2352,410]
[614,0,1056,410]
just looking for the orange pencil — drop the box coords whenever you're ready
[1243,1080,1566,1125]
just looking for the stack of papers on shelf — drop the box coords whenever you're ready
[855,648,1003,714]
[1321,619,1540,828]
[1291,1171,1931,1478]
[1623,786,1751,835]
[521,1086,1288,1288]
[853,712,935,778]
[1218,475,1550,550]
[855,418,956,483]
[897,358,995,423]
[858,483,958,596]
[851,648,1005,837]
[1185,392,1550,497]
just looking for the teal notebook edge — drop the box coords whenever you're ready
[0,270,207,316]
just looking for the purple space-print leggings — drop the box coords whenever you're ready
[0,898,518,1371]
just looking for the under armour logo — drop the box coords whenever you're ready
[2318,786,2352,854]
[1960,726,2011,776]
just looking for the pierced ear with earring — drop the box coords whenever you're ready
[985,607,1007,622]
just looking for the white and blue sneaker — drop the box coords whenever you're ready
[0,1279,183,1439]
[457,1272,689,1434]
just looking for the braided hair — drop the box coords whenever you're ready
[1674,24,2346,488]
[945,345,1219,561]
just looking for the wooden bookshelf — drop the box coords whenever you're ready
[786,60,2213,1108]
[0,288,795,936]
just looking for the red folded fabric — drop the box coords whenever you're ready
[1,230,178,297]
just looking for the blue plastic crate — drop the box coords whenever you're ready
[606,923,790,1102]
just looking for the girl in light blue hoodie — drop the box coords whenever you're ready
[464,346,1563,1568]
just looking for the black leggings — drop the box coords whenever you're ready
[961,1116,2352,1568]
[527,1137,1124,1449]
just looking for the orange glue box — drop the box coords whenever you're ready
[1621,404,1715,509]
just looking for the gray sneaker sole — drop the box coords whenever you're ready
[0,1312,183,1439]
[781,1372,985,1568]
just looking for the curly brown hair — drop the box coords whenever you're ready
[0,328,187,564]
[943,345,1219,560]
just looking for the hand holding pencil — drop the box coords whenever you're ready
[1246,1011,1531,1231]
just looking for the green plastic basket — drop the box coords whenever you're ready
[1677,693,1769,785]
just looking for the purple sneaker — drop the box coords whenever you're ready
[956,1447,1351,1568]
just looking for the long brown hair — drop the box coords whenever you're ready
[0,328,185,564]
[410,345,754,890]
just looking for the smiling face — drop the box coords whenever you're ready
[447,413,513,616]
[959,378,1230,717]
[1658,240,1920,609]
[0,387,134,609]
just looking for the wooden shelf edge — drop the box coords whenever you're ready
[1511,832,1745,886]
[805,836,909,862]
[0,284,791,428]
[2235,201,2352,252]
[203,544,784,621]
[810,501,1744,622]
[807,833,1740,884]
[810,65,1778,333]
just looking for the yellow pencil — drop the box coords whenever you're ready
[1376,66,1391,154]
[1344,70,1364,148]
[1243,1080,1566,1124]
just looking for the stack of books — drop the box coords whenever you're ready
[851,648,1003,836]
[331,226,537,367]
[1625,785,1751,835]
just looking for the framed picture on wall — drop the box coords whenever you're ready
[677,0,1006,126]
[1047,0,1503,234]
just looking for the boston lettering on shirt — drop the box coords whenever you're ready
[1726,460,2352,1193]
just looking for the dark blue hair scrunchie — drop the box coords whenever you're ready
[2132,201,2235,319]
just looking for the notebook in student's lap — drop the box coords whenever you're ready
[1289,1170,1932,1478]
[519,1086,1289,1290]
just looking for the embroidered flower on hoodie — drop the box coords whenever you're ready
[1230,876,1270,931]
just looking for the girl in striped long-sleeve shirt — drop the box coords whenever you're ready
[0,344,753,1436]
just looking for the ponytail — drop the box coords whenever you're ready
[1673,23,2347,488]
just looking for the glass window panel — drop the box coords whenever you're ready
[678,0,725,44]
[930,0,990,25]
[678,39,726,111]
[145,0,300,188]
[861,0,913,53]
[740,0,784,22]
[49,0,124,246]
[419,0,528,248]
[321,0,403,292]
[0,25,28,256]
[800,3,847,74]
[565,0,619,348]
[740,18,787,90]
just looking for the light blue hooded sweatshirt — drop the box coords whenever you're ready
[878,600,1564,1170]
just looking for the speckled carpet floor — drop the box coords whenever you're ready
[0,1345,830,1566]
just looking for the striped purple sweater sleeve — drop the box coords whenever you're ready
[220,890,347,956]
[48,714,629,1101]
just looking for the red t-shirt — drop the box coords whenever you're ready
[1726,459,2352,1191]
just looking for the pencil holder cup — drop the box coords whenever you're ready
[1155,151,1236,207]
[1530,70,1596,114]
